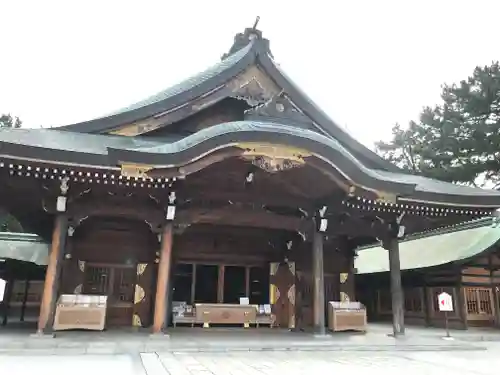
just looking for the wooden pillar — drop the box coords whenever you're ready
[312,230,326,335]
[456,272,469,330]
[190,263,196,305]
[36,214,68,335]
[20,279,30,322]
[245,267,251,298]
[388,237,405,337]
[423,285,432,327]
[217,265,225,303]
[152,222,173,334]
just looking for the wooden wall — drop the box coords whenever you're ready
[357,251,500,329]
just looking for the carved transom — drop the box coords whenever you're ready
[251,156,302,173]
[238,143,308,173]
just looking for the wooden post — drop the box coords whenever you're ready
[388,237,405,337]
[456,276,469,330]
[20,279,30,322]
[152,222,173,334]
[217,265,225,303]
[36,214,68,335]
[312,230,326,335]
[191,263,196,305]
[245,267,251,299]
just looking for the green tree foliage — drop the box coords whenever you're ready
[376,61,500,187]
[0,113,23,231]
[0,113,22,128]
[0,211,23,232]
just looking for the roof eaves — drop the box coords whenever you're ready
[357,217,495,251]
[0,232,46,243]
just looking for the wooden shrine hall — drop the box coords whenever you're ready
[356,217,500,329]
[1,23,500,337]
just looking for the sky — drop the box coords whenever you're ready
[1,0,499,149]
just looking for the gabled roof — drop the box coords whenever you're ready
[55,26,399,173]
[355,217,500,274]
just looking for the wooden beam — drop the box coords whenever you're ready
[177,206,310,232]
[177,188,312,209]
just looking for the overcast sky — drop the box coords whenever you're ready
[1,1,499,148]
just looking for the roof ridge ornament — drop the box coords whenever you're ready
[221,16,271,60]
[244,92,315,130]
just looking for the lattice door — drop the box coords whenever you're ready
[83,265,136,326]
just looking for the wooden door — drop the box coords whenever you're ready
[83,264,136,326]
[270,262,295,329]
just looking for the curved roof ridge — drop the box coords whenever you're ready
[55,39,258,134]
[255,51,401,173]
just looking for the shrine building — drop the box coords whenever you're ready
[356,217,500,329]
[1,24,500,336]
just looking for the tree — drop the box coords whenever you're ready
[0,212,23,232]
[376,61,500,187]
[0,113,22,128]
[0,113,23,231]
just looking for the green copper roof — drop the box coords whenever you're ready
[0,232,48,265]
[355,218,500,274]
[105,41,255,117]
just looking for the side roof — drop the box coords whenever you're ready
[355,217,500,274]
[0,232,49,265]
[54,26,399,172]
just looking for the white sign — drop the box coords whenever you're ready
[0,279,5,302]
[438,292,453,312]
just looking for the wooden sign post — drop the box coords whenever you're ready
[438,292,453,339]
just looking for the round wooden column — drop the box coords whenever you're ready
[388,237,405,337]
[152,222,173,334]
[312,230,326,335]
[36,214,68,336]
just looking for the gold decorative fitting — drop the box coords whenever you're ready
[287,284,296,305]
[375,191,397,204]
[137,263,147,276]
[237,143,309,173]
[78,260,86,272]
[340,273,348,284]
[269,262,279,276]
[134,285,146,304]
[132,314,142,327]
[73,284,83,294]
[340,292,350,302]
[251,155,303,173]
[121,163,154,179]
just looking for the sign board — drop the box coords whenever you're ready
[0,279,5,302]
[438,292,453,312]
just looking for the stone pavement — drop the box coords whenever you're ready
[144,349,500,375]
[1,349,498,375]
[0,324,489,354]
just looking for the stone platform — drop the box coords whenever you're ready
[0,323,489,355]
